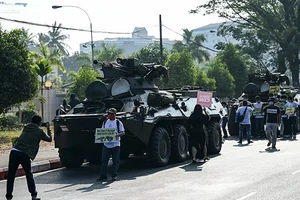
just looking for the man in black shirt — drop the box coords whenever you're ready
[263,98,281,149]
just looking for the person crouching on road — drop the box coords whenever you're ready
[6,115,52,200]
[263,98,281,149]
[235,100,254,144]
[97,108,125,182]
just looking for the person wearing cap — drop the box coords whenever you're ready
[253,96,265,138]
[263,98,281,149]
[97,108,125,182]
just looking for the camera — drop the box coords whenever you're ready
[41,122,49,127]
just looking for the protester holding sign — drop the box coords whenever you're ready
[253,96,265,138]
[284,96,298,139]
[97,108,125,182]
[277,95,287,137]
[187,104,210,163]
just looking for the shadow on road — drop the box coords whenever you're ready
[35,155,200,192]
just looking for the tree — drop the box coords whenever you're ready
[207,60,235,98]
[96,43,124,62]
[34,59,53,119]
[21,28,36,46]
[0,29,39,114]
[61,51,87,80]
[190,0,300,87]
[164,49,197,88]
[216,43,249,96]
[67,66,100,100]
[172,29,210,63]
[46,21,70,56]
[33,42,66,73]
[195,68,216,90]
[131,42,170,64]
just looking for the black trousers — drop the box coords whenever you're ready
[6,150,37,199]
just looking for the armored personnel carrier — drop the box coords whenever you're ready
[228,71,294,136]
[53,58,223,168]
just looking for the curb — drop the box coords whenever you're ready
[0,158,62,181]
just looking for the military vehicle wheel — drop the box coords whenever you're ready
[59,148,84,168]
[170,124,188,163]
[147,127,171,167]
[207,122,222,154]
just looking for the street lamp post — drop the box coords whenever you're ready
[52,5,95,64]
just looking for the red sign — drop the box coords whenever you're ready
[197,92,213,108]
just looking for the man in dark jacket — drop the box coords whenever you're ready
[5,115,52,200]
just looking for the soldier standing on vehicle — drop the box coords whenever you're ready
[97,108,125,182]
[5,115,52,200]
[263,98,281,149]
[284,96,298,140]
[253,96,265,139]
[235,100,254,144]
[68,93,80,109]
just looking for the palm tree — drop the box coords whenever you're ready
[172,29,210,63]
[32,42,66,73]
[97,42,124,62]
[34,59,53,120]
[37,33,50,44]
[47,21,70,56]
[21,28,36,46]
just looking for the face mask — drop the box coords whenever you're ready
[107,114,115,120]
[269,102,274,105]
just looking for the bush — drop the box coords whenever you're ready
[0,115,23,131]
[16,110,36,124]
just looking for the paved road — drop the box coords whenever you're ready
[1,137,300,200]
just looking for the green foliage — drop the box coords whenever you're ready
[15,110,36,124]
[0,115,23,131]
[172,29,210,63]
[216,44,248,96]
[195,68,216,90]
[191,0,300,86]
[131,42,169,64]
[97,43,124,62]
[207,60,235,98]
[67,66,100,100]
[0,29,39,114]
[61,52,86,80]
[34,58,53,78]
[164,50,196,88]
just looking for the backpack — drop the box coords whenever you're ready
[102,119,121,133]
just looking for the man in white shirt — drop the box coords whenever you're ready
[284,96,298,139]
[97,108,125,181]
[253,96,265,138]
[235,100,254,144]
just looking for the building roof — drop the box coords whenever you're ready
[133,27,148,33]
[192,21,233,32]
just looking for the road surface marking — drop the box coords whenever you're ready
[291,169,300,175]
[236,192,257,200]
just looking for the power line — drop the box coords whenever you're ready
[162,24,219,52]
[0,16,154,35]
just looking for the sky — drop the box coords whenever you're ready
[0,0,224,53]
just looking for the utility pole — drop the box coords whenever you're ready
[159,14,163,65]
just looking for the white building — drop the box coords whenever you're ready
[80,27,176,56]
[192,22,239,57]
